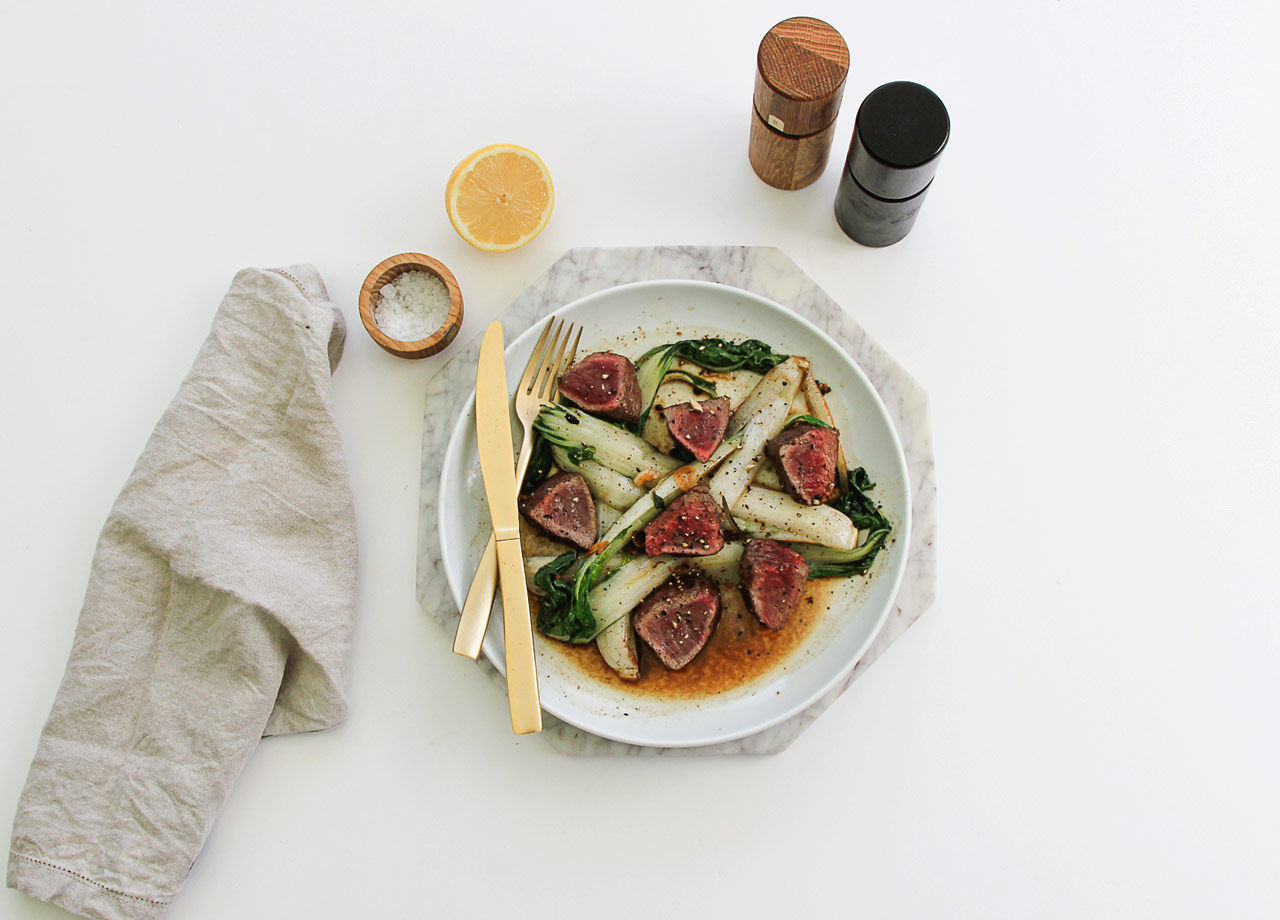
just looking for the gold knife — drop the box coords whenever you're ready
[474,321,542,734]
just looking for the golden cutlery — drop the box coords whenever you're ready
[474,320,571,734]
[453,317,580,660]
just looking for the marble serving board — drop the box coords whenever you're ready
[417,245,936,755]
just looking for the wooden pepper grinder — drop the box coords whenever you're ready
[749,17,850,190]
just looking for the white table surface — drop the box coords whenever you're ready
[2,1,1277,918]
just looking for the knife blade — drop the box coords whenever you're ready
[474,321,542,734]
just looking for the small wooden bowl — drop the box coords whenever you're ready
[358,253,463,358]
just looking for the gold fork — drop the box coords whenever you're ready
[453,317,581,659]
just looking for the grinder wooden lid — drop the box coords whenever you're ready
[753,17,849,137]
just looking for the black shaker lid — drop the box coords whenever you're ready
[847,81,949,200]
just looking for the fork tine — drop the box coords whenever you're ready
[536,321,574,401]
[547,323,583,399]
[519,318,558,396]
[564,323,582,369]
[529,320,565,401]
[536,321,580,403]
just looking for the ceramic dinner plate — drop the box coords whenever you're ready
[437,280,910,747]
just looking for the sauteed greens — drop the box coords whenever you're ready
[534,552,592,642]
[640,337,789,374]
[634,337,788,428]
[794,468,892,578]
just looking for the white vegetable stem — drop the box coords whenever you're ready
[537,405,679,479]
[597,503,622,533]
[752,462,783,491]
[641,411,675,454]
[595,620,638,680]
[711,358,804,513]
[686,542,744,583]
[726,357,807,436]
[591,555,681,680]
[712,370,763,411]
[525,555,558,586]
[729,517,809,543]
[640,373,696,453]
[733,487,857,549]
[727,371,785,437]
[551,446,645,510]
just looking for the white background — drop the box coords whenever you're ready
[2,1,1277,918]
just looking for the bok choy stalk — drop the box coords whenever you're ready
[684,542,745,584]
[733,486,857,549]
[726,356,806,436]
[709,358,804,512]
[638,372,715,452]
[795,468,892,578]
[535,402,679,479]
[550,446,646,510]
[751,463,783,491]
[727,517,808,543]
[592,555,681,679]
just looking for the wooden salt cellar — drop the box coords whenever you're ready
[749,17,850,190]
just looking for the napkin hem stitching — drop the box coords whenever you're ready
[11,852,173,906]
[268,268,314,303]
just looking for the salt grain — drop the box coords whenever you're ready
[374,270,450,341]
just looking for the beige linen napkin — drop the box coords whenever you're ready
[7,266,358,920]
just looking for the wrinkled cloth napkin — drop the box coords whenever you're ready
[7,266,358,920]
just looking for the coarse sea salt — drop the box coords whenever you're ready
[374,270,449,341]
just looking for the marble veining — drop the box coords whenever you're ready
[417,246,937,755]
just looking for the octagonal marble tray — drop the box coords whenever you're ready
[417,245,936,755]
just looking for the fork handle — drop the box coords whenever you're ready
[452,429,537,659]
[453,536,498,658]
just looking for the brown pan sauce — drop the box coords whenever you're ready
[539,576,836,697]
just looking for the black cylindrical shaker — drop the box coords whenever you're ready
[835,81,950,246]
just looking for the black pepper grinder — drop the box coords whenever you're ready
[835,81,950,246]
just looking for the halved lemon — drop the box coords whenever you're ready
[445,144,554,252]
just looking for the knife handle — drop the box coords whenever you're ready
[452,535,497,659]
[495,537,542,734]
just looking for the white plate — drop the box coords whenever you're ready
[438,280,910,747]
